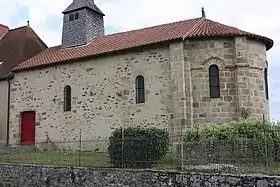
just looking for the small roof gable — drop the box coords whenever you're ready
[63,0,105,16]
[14,17,273,72]
[0,24,9,39]
[0,26,47,78]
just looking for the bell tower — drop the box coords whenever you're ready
[61,0,105,48]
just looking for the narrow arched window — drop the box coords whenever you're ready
[64,85,71,111]
[209,65,220,98]
[264,68,269,100]
[136,75,145,104]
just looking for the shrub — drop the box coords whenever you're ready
[183,119,280,165]
[108,126,169,168]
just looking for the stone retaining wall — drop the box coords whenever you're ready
[0,163,279,186]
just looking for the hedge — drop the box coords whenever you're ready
[183,119,280,165]
[108,126,169,168]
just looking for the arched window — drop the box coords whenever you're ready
[209,65,220,98]
[64,85,71,111]
[264,68,269,100]
[135,75,145,104]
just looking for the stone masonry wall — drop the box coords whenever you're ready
[184,38,237,124]
[0,163,279,186]
[0,81,8,145]
[184,37,268,125]
[169,42,187,139]
[247,39,269,118]
[9,46,172,147]
[234,38,269,120]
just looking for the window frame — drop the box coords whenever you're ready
[209,64,221,99]
[135,75,145,104]
[64,85,72,112]
[69,14,74,21]
[264,67,269,100]
[74,12,79,20]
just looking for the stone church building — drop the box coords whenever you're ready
[8,0,273,146]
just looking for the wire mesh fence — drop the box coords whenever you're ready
[1,125,280,175]
[0,139,110,168]
[179,138,280,175]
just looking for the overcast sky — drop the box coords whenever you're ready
[1,0,279,120]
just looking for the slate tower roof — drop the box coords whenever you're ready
[63,0,105,15]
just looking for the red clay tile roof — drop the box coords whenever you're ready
[14,17,274,71]
[0,24,9,39]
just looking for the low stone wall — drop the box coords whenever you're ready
[0,163,280,186]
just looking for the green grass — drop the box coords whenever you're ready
[0,150,176,169]
[238,164,280,175]
[0,150,109,167]
[1,150,280,175]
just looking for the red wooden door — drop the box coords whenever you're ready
[21,111,35,146]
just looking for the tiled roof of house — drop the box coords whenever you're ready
[63,0,105,15]
[14,17,273,71]
[0,26,47,78]
[0,24,9,39]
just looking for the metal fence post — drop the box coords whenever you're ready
[180,119,184,171]
[121,125,125,169]
[263,114,269,174]
[78,129,82,167]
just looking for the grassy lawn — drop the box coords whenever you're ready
[0,149,279,175]
[0,149,176,169]
[238,165,280,175]
[0,150,109,167]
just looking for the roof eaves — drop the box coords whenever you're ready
[0,72,14,81]
[182,17,204,39]
[62,4,105,16]
[13,38,181,72]
[247,35,274,50]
